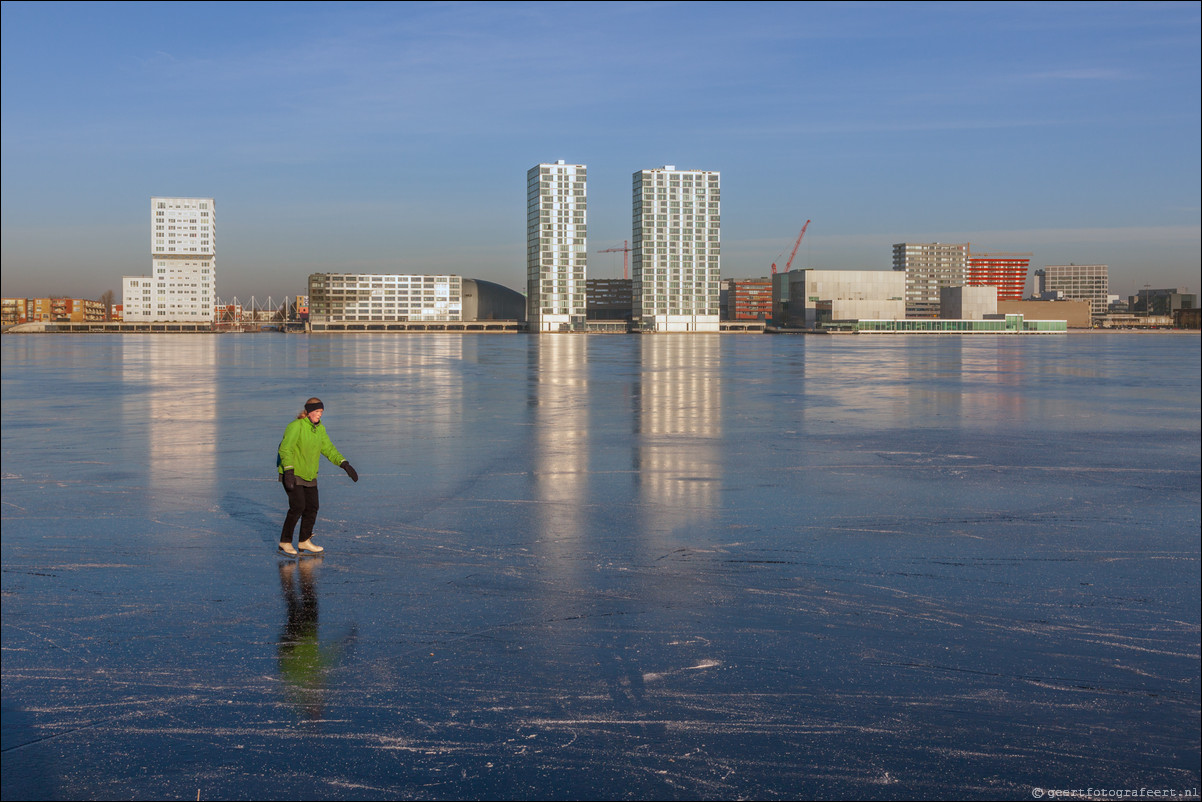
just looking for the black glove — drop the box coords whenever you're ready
[282,469,296,492]
[341,461,359,482]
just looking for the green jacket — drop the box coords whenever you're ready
[278,417,346,482]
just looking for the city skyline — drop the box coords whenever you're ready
[2,1,1199,302]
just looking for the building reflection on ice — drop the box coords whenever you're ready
[635,336,721,547]
[122,337,218,511]
[900,339,1030,429]
[307,337,466,491]
[529,335,589,569]
[313,335,465,412]
[786,339,1032,433]
[525,335,723,553]
[956,340,1029,426]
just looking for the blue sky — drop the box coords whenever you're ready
[2,1,1199,301]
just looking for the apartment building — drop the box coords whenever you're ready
[123,197,216,322]
[892,242,968,317]
[308,273,463,324]
[3,297,106,324]
[527,161,587,332]
[632,166,721,332]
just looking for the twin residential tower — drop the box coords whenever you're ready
[528,161,720,332]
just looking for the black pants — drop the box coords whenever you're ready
[281,482,320,544]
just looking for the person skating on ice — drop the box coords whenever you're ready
[277,397,358,555]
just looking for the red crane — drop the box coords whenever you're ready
[771,219,811,274]
[597,240,631,279]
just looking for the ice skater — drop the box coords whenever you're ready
[277,397,358,555]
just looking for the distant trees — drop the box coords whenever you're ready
[100,290,114,321]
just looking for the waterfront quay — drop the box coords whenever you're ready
[4,320,769,334]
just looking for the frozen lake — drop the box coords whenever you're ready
[2,332,1199,800]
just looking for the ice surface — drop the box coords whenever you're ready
[2,332,1199,800]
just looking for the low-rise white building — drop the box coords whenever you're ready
[308,274,463,325]
[940,285,997,320]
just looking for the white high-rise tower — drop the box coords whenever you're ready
[123,197,216,322]
[527,161,587,332]
[632,166,721,332]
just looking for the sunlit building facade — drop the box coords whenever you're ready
[632,166,721,332]
[308,274,463,324]
[527,161,587,332]
[2,297,105,325]
[123,197,216,322]
[1,298,27,326]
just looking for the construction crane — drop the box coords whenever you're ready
[597,240,631,279]
[771,219,811,274]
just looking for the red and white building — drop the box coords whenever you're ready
[725,278,772,320]
[967,252,1031,301]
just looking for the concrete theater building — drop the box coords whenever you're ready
[774,269,906,329]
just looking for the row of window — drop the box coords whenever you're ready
[316,313,461,322]
[155,201,209,209]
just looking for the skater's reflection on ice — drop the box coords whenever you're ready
[277,558,355,723]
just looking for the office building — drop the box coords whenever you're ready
[967,252,1031,301]
[585,279,633,322]
[527,161,587,332]
[1130,288,1196,317]
[1034,265,1109,317]
[123,197,216,322]
[724,278,773,320]
[632,166,721,332]
[892,242,968,317]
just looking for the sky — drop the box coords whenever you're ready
[2,0,1199,302]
